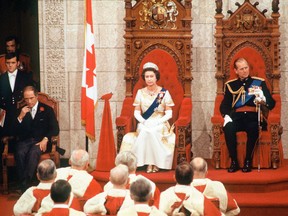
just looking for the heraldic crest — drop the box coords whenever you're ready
[139,0,179,29]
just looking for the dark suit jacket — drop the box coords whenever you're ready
[0,70,34,136]
[15,102,60,152]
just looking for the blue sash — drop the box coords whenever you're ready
[234,79,262,108]
[142,88,166,120]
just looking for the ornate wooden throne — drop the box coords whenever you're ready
[211,0,283,169]
[116,0,193,166]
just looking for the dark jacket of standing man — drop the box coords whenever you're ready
[14,85,59,191]
[0,52,34,138]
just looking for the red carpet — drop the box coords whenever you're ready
[0,192,20,216]
[92,161,288,192]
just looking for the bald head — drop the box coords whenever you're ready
[190,157,208,179]
[110,164,129,188]
[70,149,89,170]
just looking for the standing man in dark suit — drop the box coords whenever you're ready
[0,35,32,75]
[0,52,34,141]
[14,85,59,191]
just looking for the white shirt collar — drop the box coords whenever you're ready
[32,101,39,112]
[8,69,18,77]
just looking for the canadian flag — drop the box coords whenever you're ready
[81,0,97,142]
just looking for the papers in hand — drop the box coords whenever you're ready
[0,108,6,127]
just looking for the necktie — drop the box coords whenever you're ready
[9,74,16,92]
[31,108,36,119]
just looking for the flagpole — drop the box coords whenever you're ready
[81,0,97,145]
[86,136,89,152]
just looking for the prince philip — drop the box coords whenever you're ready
[220,58,275,173]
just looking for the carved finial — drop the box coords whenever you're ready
[235,2,241,8]
[227,10,233,16]
[272,0,280,13]
[215,0,222,14]
[253,2,259,8]
[124,0,132,9]
[261,9,268,16]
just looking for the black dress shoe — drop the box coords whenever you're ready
[228,160,240,173]
[242,160,252,172]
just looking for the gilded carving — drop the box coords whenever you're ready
[175,41,183,50]
[233,9,263,33]
[263,39,271,47]
[139,0,179,29]
[224,40,232,48]
[134,40,143,49]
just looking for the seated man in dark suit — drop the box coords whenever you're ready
[14,85,59,191]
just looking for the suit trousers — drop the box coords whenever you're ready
[14,138,42,184]
[223,112,259,161]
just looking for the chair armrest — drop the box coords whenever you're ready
[1,136,14,156]
[267,94,281,124]
[115,116,132,127]
[211,94,224,123]
[50,136,65,156]
[211,115,224,125]
[115,97,134,133]
[174,98,192,126]
[50,136,58,153]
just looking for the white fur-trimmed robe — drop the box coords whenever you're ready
[192,178,240,216]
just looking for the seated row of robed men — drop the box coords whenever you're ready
[13,149,240,216]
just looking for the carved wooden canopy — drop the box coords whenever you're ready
[214,0,280,94]
[123,0,193,98]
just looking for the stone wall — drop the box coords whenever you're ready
[38,0,288,167]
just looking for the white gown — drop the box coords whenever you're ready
[120,88,175,169]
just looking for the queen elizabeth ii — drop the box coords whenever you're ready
[120,62,175,173]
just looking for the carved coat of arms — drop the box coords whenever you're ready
[234,8,263,32]
[139,0,179,29]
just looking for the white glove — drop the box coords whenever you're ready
[253,88,266,103]
[156,109,172,125]
[143,110,173,127]
[144,119,158,127]
[223,115,232,127]
[134,110,145,124]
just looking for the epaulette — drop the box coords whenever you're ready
[251,76,265,81]
[224,78,237,85]
[20,53,30,57]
